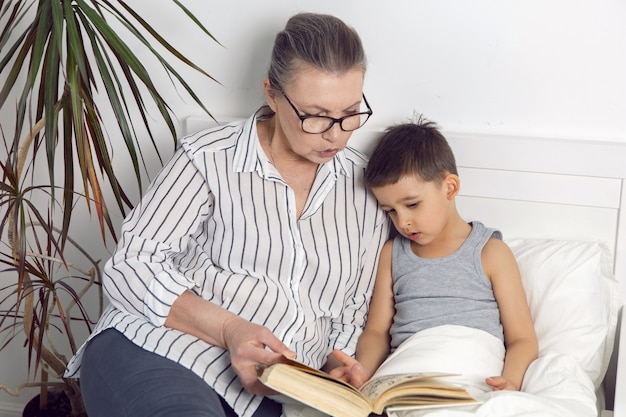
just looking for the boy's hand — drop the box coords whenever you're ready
[328,349,368,388]
[485,376,518,391]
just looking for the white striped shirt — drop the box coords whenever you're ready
[65,109,389,417]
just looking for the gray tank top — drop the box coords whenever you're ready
[389,221,504,349]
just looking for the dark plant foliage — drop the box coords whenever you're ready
[0,1,220,415]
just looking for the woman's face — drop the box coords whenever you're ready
[265,64,366,164]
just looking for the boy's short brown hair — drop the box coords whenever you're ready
[364,118,458,188]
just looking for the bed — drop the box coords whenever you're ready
[183,117,626,417]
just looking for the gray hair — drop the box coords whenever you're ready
[268,13,367,91]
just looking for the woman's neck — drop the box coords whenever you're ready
[258,118,318,218]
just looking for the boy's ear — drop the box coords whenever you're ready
[444,174,461,200]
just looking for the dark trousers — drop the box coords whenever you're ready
[80,329,282,417]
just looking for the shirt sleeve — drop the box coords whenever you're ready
[329,215,391,355]
[102,146,212,326]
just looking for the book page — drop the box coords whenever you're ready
[362,373,477,414]
[386,402,483,416]
[360,373,454,401]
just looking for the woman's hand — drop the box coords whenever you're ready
[485,376,518,391]
[166,291,295,395]
[327,349,369,388]
[222,315,296,395]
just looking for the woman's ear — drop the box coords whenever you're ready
[444,174,461,200]
[263,78,279,112]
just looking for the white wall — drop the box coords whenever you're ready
[157,0,626,142]
[1,0,625,414]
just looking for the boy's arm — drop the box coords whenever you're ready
[483,238,538,391]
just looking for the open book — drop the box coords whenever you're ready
[258,357,479,417]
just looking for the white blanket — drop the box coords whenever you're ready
[373,325,506,398]
[383,325,597,417]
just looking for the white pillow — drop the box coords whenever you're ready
[506,239,618,389]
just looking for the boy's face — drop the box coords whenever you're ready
[371,174,456,246]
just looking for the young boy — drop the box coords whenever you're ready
[331,119,538,392]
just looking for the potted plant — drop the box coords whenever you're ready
[0,1,219,415]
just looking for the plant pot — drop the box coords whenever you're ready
[22,389,72,417]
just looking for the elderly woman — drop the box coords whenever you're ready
[67,12,389,417]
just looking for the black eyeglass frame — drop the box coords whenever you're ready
[281,93,373,134]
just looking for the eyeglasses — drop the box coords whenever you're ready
[282,93,373,134]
